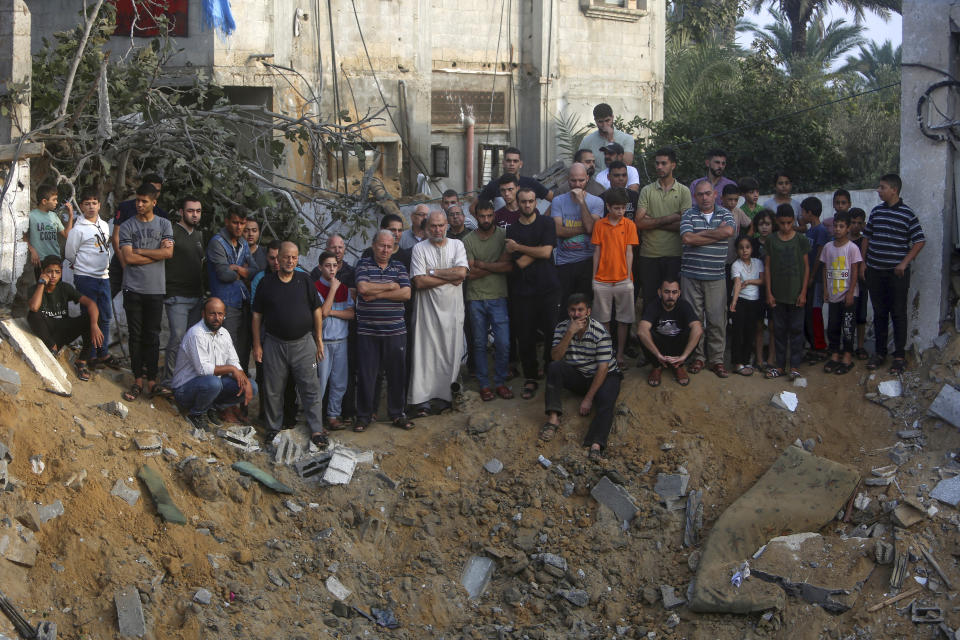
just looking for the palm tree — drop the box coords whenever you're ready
[741,8,865,81]
[750,0,900,57]
[663,30,744,116]
[841,39,901,88]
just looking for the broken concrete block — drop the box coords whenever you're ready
[217,426,260,453]
[0,442,10,464]
[661,584,686,610]
[0,318,71,396]
[36,500,63,523]
[770,391,798,412]
[483,458,503,474]
[792,377,807,388]
[115,585,146,637]
[461,555,495,599]
[284,500,303,514]
[874,540,893,565]
[897,429,922,439]
[590,476,639,524]
[326,575,352,601]
[0,461,7,492]
[193,588,212,605]
[532,553,567,571]
[292,452,332,481]
[231,461,294,494]
[16,505,42,531]
[930,475,960,507]
[0,531,37,567]
[853,493,871,510]
[891,503,925,528]
[877,380,902,397]
[73,416,101,438]
[322,448,357,485]
[930,385,960,429]
[654,473,689,501]
[99,401,129,420]
[30,455,44,475]
[137,465,186,525]
[872,464,898,477]
[889,443,912,466]
[272,430,303,465]
[0,365,20,395]
[134,434,161,451]
[556,589,589,607]
[111,479,141,506]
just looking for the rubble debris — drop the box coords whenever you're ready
[770,391,798,412]
[874,540,893,564]
[217,426,260,453]
[272,430,304,465]
[891,541,908,589]
[898,428,922,439]
[466,412,497,434]
[683,490,703,547]
[792,377,807,388]
[892,503,925,528]
[912,602,944,624]
[889,443,912,466]
[231,461,294,494]
[73,416,101,438]
[483,458,503,474]
[556,589,589,607]
[0,318,71,396]
[877,380,902,397]
[0,365,20,395]
[284,500,302,514]
[533,553,568,571]
[590,476,639,524]
[0,442,10,464]
[181,458,221,501]
[854,493,871,510]
[370,607,400,629]
[193,588,212,605]
[292,453,332,481]
[325,575,352,601]
[133,434,161,451]
[111,479,140,506]
[930,475,960,507]
[866,586,921,612]
[0,525,38,566]
[98,401,129,420]
[322,448,357,485]
[920,546,954,590]
[0,461,7,492]
[654,472,689,509]
[114,585,146,637]
[29,455,44,475]
[137,465,186,525]
[461,555,495,599]
[660,585,685,610]
[872,464,898,477]
[537,455,551,468]
[0,588,45,638]
[930,385,960,429]
[865,476,893,486]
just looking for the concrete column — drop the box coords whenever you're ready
[517,0,559,174]
[0,0,31,305]
[899,0,957,351]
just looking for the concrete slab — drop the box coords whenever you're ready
[654,473,689,501]
[770,391,798,412]
[0,364,20,394]
[461,555,495,599]
[591,476,639,523]
[272,430,303,465]
[930,475,960,507]
[0,318,71,396]
[930,385,960,429]
[115,585,146,637]
[217,426,260,453]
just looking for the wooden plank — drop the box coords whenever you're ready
[866,587,922,612]
[0,142,45,163]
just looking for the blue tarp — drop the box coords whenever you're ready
[202,0,236,39]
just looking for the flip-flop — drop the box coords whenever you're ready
[522,380,538,400]
[353,421,368,433]
[391,417,416,430]
[73,361,91,382]
[739,365,754,377]
[765,367,783,379]
[122,384,142,401]
[311,431,329,448]
[538,422,557,442]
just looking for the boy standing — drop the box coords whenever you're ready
[800,197,830,360]
[315,251,355,430]
[848,208,869,359]
[738,177,764,221]
[863,174,925,374]
[820,212,862,375]
[761,171,800,218]
[764,205,810,379]
[64,188,112,366]
[591,188,640,368]
[26,184,73,272]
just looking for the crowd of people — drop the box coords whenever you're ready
[23,102,926,458]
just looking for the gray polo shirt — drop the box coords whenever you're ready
[119,215,174,295]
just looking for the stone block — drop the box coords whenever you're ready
[326,575,352,600]
[217,426,260,453]
[134,435,161,451]
[99,401,129,420]
[591,476,639,523]
[115,585,146,637]
[193,588,212,605]
[0,364,20,394]
[0,318,71,396]
[461,555,495,599]
[661,584,686,610]
[930,475,960,507]
[111,479,141,506]
[770,391,798,412]
[293,452,332,480]
[272,430,303,465]
[322,449,357,485]
[654,473,689,501]
[930,385,960,429]
[557,589,589,607]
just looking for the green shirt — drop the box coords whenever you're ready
[741,202,765,220]
[38,282,81,321]
[462,228,508,301]
[638,180,691,258]
[29,209,64,260]
[764,232,810,304]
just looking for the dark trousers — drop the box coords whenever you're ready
[109,256,123,299]
[866,267,910,358]
[262,333,323,434]
[123,291,164,380]
[638,255,682,311]
[356,333,407,423]
[513,291,561,381]
[256,360,298,427]
[826,300,856,355]
[27,311,90,356]
[771,302,804,369]
[557,260,594,320]
[544,360,622,449]
[804,281,826,351]
[222,303,251,374]
[731,298,761,365]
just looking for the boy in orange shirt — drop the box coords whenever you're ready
[592,187,640,368]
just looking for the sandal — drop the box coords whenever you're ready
[889,358,906,375]
[74,361,91,382]
[687,359,705,375]
[152,384,174,398]
[495,385,514,400]
[647,367,662,387]
[479,387,495,402]
[866,354,885,370]
[97,355,120,369]
[391,417,416,430]
[311,431,329,448]
[765,367,783,379]
[711,363,730,378]
[823,360,840,373]
[855,348,869,361]
[789,368,802,380]
[538,421,557,442]
[521,380,538,400]
[835,362,854,375]
[413,407,430,418]
[122,383,142,401]
[674,366,690,386]
[739,365,754,377]
[353,421,368,433]
[326,417,347,431]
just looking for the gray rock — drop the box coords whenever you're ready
[134,435,161,451]
[0,441,10,463]
[36,500,63,523]
[0,365,21,395]
[591,476,639,523]
[461,555,495,599]
[557,589,589,607]
[532,553,567,571]
[73,416,101,438]
[930,476,960,507]
[484,458,503,474]
[284,500,303,514]
[933,333,950,351]
[770,391,798,412]
[562,482,575,497]
[897,429,922,439]
[930,385,960,429]
[802,438,817,452]
[889,443,912,466]
[466,413,497,434]
[666,612,680,628]
[660,584,686,610]
[99,401,129,420]
[115,585,146,637]
[654,473,689,501]
[111,479,141,506]
[193,588,213,605]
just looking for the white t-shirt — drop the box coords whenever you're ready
[594,166,640,189]
[731,257,764,301]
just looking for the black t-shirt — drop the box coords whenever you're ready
[506,214,558,297]
[164,224,205,298]
[252,271,320,341]
[641,299,698,343]
[479,176,549,202]
[39,283,81,321]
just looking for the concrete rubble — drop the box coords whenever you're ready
[590,476,639,523]
[0,364,20,395]
[929,384,960,428]
[322,448,358,485]
[110,479,141,506]
[114,585,146,637]
[98,401,129,420]
[217,426,260,452]
[461,555,495,599]
[770,391,798,412]
[930,475,960,507]
[0,318,71,396]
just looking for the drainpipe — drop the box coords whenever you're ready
[464,110,475,195]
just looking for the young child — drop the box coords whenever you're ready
[315,251,356,436]
[761,171,800,218]
[722,184,753,302]
[821,212,863,375]
[729,236,764,375]
[751,209,776,368]
[25,184,73,277]
[848,208,869,360]
[764,204,810,380]
[822,188,851,237]
[738,177,764,221]
[800,196,829,361]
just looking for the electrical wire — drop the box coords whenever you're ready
[484,0,507,143]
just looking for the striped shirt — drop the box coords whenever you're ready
[679,205,734,281]
[863,199,925,270]
[552,317,618,376]
[355,256,411,336]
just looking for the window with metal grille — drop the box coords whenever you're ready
[478,144,508,188]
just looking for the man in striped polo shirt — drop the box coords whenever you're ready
[679,181,735,377]
[354,230,414,431]
[541,293,622,461]
[863,173,925,374]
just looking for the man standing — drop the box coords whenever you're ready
[400,204,429,250]
[354,230,414,431]
[636,148,691,311]
[311,233,356,288]
[594,144,640,191]
[244,218,267,274]
[606,161,640,220]
[507,187,560,400]
[463,200,514,400]
[207,208,259,374]
[409,211,469,415]
[578,103,634,172]
[172,297,257,431]
[118,183,174,400]
[65,187,111,367]
[636,279,703,387]
[495,174,522,230]
[471,147,552,216]
[541,293,622,461]
[110,175,166,298]
[551,163,604,315]
[252,242,326,445]
[445,204,472,242]
[689,149,736,207]
[441,190,477,230]
[680,181,735,377]
[554,149,606,197]
[26,184,73,270]
[156,196,205,396]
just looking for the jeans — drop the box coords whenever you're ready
[826,300,856,355]
[512,291,561,381]
[174,374,258,416]
[544,360,622,449]
[317,338,348,418]
[556,260,594,321]
[123,291,164,381]
[681,276,727,365]
[27,311,90,356]
[638,256,682,312]
[74,275,112,360]
[731,298,761,366]
[222,303,251,374]
[866,267,910,358]
[771,303,804,369]
[468,298,510,388]
[356,333,407,424]
[163,296,202,385]
[262,332,323,434]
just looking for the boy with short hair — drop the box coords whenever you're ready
[591,187,639,368]
[315,251,355,430]
[848,208,869,359]
[823,188,852,236]
[738,177,763,220]
[64,187,112,366]
[821,212,863,375]
[26,184,73,273]
[764,205,810,379]
[800,196,829,360]
[863,173,925,374]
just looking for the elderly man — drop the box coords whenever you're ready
[441,190,477,230]
[680,181,735,377]
[409,211,469,415]
[252,242,327,446]
[400,204,429,250]
[172,297,257,431]
[311,233,356,288]
[551,163,604,317]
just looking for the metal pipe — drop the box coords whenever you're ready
[464,110,475,194]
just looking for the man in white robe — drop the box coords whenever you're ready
[408,211,469,414]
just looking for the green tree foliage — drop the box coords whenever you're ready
[841,40,902,88]
[667,0,749,44]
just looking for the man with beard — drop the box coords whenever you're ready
[689,149,736,207]
[595,143,640,192]
[556,149,606,197]
[578,103,635,172]
[636,279,702,387]
[471,147,552,216]
[551,163,603,316]
[172,297,257,431]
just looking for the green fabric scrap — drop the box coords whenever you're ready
[137,465,187,525]
[232,461,295,494]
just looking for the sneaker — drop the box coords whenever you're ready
[186,413,208,431]
[206,409,224,427]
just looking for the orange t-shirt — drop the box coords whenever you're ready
[591,216,639,283]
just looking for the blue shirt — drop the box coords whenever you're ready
[551,192,604,265]
[315,276,354,341]
[355,256,411,336]
[805,222,831,273]
[679,206,734,281]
